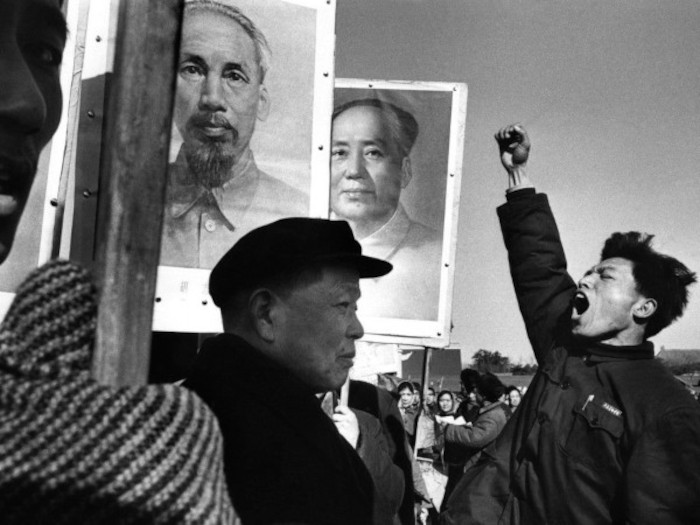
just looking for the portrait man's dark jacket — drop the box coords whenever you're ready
[442,191,700,524]
[184,333,375,525]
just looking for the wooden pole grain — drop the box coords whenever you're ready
[92,0,183,386]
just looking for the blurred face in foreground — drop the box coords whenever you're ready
[0,0,66,263]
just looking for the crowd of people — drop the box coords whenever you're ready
[392,371,525,522]
[2,0,700,523]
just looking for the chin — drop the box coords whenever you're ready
[0,235,14,265]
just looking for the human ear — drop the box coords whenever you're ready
[257,85,270,122]
[633,297,657,320]
[400,157,413,189]
[248,289,277,342]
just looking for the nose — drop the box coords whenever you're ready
[578,273,594,289]
[344,150,367,179]
[197,72,226,112]
[0,50,47,135]
[347,309,364,340]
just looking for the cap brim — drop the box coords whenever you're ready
[306,253,392,278]
[356,255,393,278]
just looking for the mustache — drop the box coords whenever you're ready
[187,113,234,131]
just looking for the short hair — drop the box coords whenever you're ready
[332,98,419,159]
[601,232,697,337]
[477,373,505,403]
[219,262,327,317]
[427,387,436,395]
[460,368,480,392]
[185,0,271,82]
[397,381,415,394]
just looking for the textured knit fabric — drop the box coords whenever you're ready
[0,260,235,524]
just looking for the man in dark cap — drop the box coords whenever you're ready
[184,218,402,524]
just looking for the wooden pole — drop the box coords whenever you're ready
[414,346,433,457]
[92,0,183,386]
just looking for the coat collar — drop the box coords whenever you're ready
[192,334,365,476]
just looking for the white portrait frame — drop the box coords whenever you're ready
[151,0,336,332]
[333,79,468,348]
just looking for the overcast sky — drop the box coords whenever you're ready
[336,0,700,364]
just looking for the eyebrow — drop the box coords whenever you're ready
[596,264,617,273]
[331,138,389,149]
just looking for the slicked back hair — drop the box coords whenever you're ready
[601,231,697,337]
[332,98,419,160]
[185,0,271,82]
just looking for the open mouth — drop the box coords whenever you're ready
[572,291,589,316]
[0,159,28,216]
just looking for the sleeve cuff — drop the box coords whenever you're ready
[506,187,537,201]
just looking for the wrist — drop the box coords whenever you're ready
[506,166,534,192]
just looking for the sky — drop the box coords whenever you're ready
[336,0,700,365]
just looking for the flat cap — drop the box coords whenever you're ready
[209,218,392,307]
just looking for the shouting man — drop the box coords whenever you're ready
[443,124,700,524]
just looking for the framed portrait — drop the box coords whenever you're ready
[151,0,336,332]
[332,79,467,348]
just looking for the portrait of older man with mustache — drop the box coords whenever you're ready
[160,0,307,269]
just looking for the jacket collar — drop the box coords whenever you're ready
[192,333,364,475]
[585,340,655,362]
[479,399,506,415]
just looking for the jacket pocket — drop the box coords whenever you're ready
[561,393,624,470]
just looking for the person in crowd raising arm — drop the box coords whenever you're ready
[442,124,700,524]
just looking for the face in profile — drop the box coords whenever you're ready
[571,257,650,342]
[174,9,270,189]
[274,266,363,393]
[331,105,411,237]
[425,388,435,406]
[0,0,66,264]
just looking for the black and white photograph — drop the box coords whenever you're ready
[1,0,700,523]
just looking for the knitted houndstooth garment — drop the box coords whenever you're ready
[0,260,236,524]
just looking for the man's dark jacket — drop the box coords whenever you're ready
[184,333,375,525]
[442,191,700,524]
[349,380,414,525]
